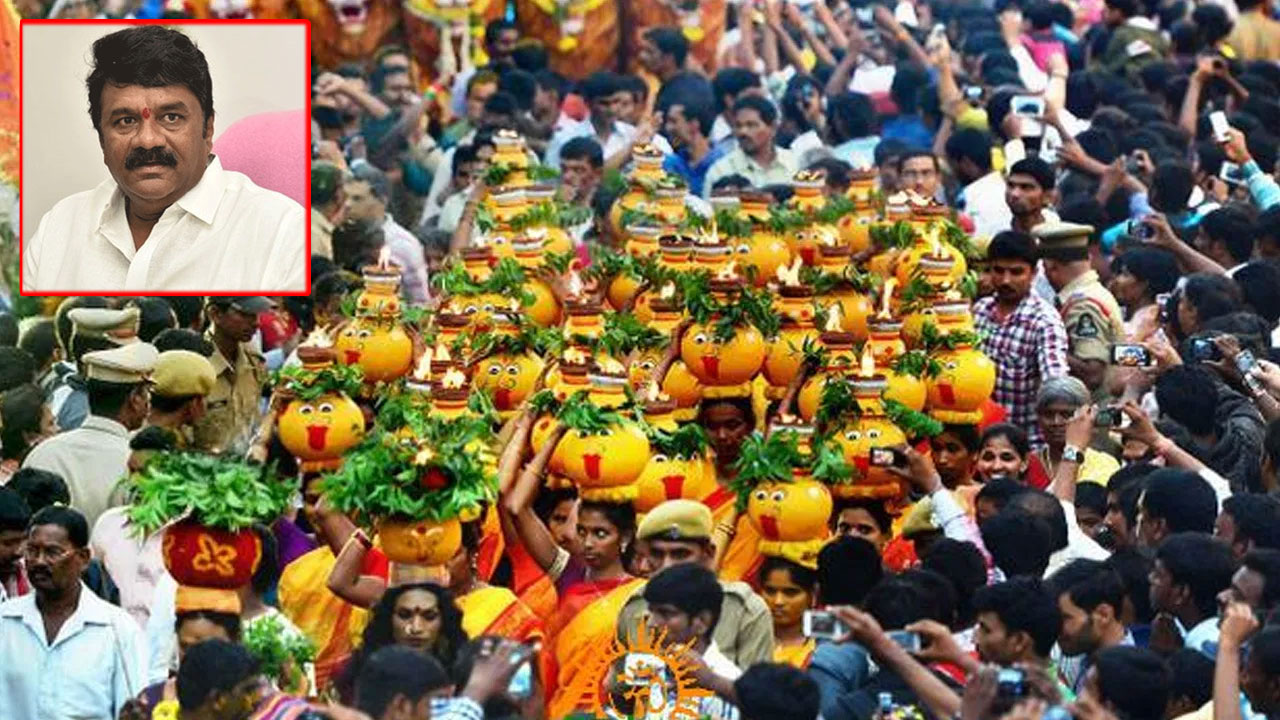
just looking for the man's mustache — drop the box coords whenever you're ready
[125,146,178,170]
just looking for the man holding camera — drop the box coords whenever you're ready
[1035,223,1124,394]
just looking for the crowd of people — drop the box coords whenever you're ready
[4,0,1280,720]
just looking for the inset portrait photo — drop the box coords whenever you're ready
[20,20,310,295]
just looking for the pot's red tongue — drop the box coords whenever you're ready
[344,350,361,364]
[701,356,720,380]
[759,515,781,540]
[306,425,329,451]
[583,454,602,480]
[937,383,956,406]
[661,475,685,499]
[855,456,870,474]
[495,388,512,409]
[800,247,815,265]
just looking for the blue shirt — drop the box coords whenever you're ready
[832,136,881,167]
[880,116,934,150]
[0,584,148,720]
[663,144,730,197]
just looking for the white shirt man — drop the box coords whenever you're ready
[24,157,306,293]
[545,118,673,170]
[0,582,148,720]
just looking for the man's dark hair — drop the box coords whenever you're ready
[733,663,821,720]
[1140,468,1218,535]
[1151,162,1196,212]
[945,128,994,174]
[1108,547,1156,624]
[890,62,929,115]
[643,562,723,639]
[452,144,481,180]
[1075,481,1108,521]
[131,425,178,453]
[1223,494,1280,551]
[1,384,47,461]
[1182,273,1243,327]
[176,639,260,711]
[664,94,717,138]
[981,508,1055,578]
[733,95,778,126]
[17,319,58,370]
[874,138,911,167]
[561,136,604,168]
[1114,247,1180,298]
[1156,533,1236,618]
[1234,262,1280,325]
[1168,648,1215,710]
[1094,647,1172,720]
[1010,490,1070,553]
[711,174,752,192]
[645,26,689,68]
[482,91,519,121]
[0,487,30,534]
[125,297,176,343]
[152,328,214,356]
[483,18,517,47]
[711,68,759,114]
[355,640,450,712]
[29,504,89,548]
[498,69,537,111]
[987,231,1039,266]
[1202,206,1257,266]
[165,296,204,330]
[511,40,549,73]
[332,218,386,273]
[1154,365,1220,437]
[972,577,1063,658]
[0,313,16,347]
[86,378,144,420]
[922,539,988,626]
[1243,549,1280,611]
[1048,559,1127,615]
[0,347,37,394]
[897,149,940,173]
[87,26,214,136]
[581,71,620,103]
[864,574,938,629]
[817,535,883,606]
[1009,157,1057,191]
[832,498,894,535]
[7,468,70,512]
[827,92,877,142]
[312,161,344,209]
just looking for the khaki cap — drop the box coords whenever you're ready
[68,307,140,346]
[1033,222,1093,260]
[637,499,713,541]
[82,342,159,384]
[152,350,216,398]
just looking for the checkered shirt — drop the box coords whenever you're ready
[973,293,1070,447]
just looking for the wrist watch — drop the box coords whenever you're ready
[1062,444,1085,464]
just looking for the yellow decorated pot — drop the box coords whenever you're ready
[523,277,562,328]
[680,324,767,386]
[825,288,872,342]
[884,368,928,412]
[379,517,463,566]
[607,273,643,311]
[733,236,792,287]
[558,421,651,500]
[895,238,968,287]
[278,391,366,472]
[847,169,877,205]
[837,209,875,254]
[927,343,996,424]
[634,453,717,513]
[866,320,906,365]
[658,236,694,270]
[796,332,859,421]
[746,475,832,545]
[335,319,414,384]
[625,223,662,258]
[662,361,704,411]
[832,418,907,499]
[475,352,545,414]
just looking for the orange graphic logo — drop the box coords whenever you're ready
[559,623,713,720]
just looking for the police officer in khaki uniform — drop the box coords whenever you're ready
[145,350,217,448]
[23,342,158,529]
[56,306,141,431]
[193,297,271,453]
[615,500,775,668]
[1035,222,1125,393]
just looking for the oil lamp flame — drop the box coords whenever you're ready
[442,368,467,389]
[776,257,803,286]
[660,282,676,300]
[377,246,391,269]
[716,261,740,281]
[824,304,843,332]
[525,227,548,242]
[565,270,585,299]
[303,327,331,348]
[645,382,661,402]
[413,349,432,380]
[880,278,898,318]
[859,346,877,377]
[434,342,452,363]
[598,358,626,374]
[928,227,943,257]
[564,347,588,364]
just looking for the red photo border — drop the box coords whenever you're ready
[17,18,312,298]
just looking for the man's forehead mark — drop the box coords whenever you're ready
[141,108,150,119]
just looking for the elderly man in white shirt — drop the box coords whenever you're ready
[0,506,147,720]
[346,162,431,303]
[23,25,304,293]
[702,96,798,199]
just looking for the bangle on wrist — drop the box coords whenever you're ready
[353,528,373,550]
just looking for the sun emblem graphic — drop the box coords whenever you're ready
[560,623,713,720]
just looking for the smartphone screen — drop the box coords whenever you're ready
[1210,111,1230,142]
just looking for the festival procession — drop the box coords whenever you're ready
[3,0,1280,719]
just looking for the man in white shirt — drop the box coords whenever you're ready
[946,127,1011,239]
[0,505,147,720]
[642,562,741,720]
[23,25,305,293]
[346,162,431,303]
[703,96,798,199]
[23,342,158,530]
[545,71,673,171]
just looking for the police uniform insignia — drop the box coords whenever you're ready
[1075,314,1099,338]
